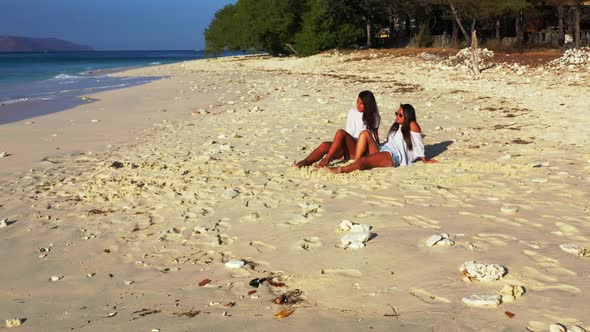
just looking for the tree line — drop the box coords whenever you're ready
[205,0,590,56]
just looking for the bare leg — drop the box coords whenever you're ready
[294,142,331,168]
[354,130,380,160]
[317,129,356,168]
[328,151,394,174]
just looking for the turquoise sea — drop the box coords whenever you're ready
[0,50,245,124]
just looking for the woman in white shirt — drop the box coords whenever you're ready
[294,90,381,168]
[328,104,437,173]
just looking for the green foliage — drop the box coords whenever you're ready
[294,0,365,56]
[205,0,304,56]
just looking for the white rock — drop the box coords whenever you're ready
[426,233,455,247]
[560,244,590,257]
[460,260,507,282]
[0,218,8,228]
[5,318,23,328]
[338,220,371,233]
[124,280,134,286]
[221,189,239,199]
[462,294,502,308]
[50,275,63,282]
[0,152,8,158]
[340,231,372,249]
[224,259,245,269]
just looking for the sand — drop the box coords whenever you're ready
[1,50,589,331]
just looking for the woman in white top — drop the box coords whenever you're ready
[328,104,437,173]
[294,90,381,168]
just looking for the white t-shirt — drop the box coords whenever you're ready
[345,109,380,139]
[382,127,425,166]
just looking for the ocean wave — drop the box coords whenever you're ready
[53,73,80,80]
[0,97,29,106]
[149,62,162,65]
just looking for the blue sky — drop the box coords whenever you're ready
[0,0,236,50]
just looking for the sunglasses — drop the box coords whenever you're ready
[395,111,404,118]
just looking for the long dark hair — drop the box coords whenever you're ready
[359,90,379,131]
[388,104,417,151]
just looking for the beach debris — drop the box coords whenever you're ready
[5,318,23,328]
[0,218,8,228]
[90,119,100,123]
[338,220,371,233]
[274,308,295,319]
[198,278,211,287]
[560,244,590,258]
[224,259,245,269]
[500,206,519,214]
[248,290,257,296]
[460,260,507,282]
[221,189,239,199]
[550,47,590,66]
[499,284,525,303]
[340,231,372,249]
[49,275,63,282]
[106,312,117,318]
[505,311,515,318]
[224,302,236,308]
[249,278,266,288]
[462,294,502,308]
[173,310,200,318]
[425,233,455,247]
[0,152,9,158]
[124,280,135,286]
[152,329,161,332]
[298,202,320,213]
[549,323,587,332]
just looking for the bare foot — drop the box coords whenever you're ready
[327,167,342,174]
[316,158,330,168]
[293,160,311,168]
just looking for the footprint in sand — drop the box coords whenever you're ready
[553,222,589,242]
[402,215,440,230]
[296,237,323,251]
[321,268,362,278]
[409,289,451,304]
[249,240,276,253]
[474,233,517,247]
[522,250,577,277]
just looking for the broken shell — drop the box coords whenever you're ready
[549,324,568,332]
[107,312,117,318]
[460,260,507,282]
[500,206,519,214]
[462,294,502,308]
[221,189,239,199]
[50,275,63,282]
[224,259,245,269]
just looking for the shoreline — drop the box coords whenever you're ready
[1,49,589,331]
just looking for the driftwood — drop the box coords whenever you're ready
[470,30,480,75]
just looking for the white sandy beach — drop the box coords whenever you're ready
[1,50,589,331]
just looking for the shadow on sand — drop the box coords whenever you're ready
[425,140,453,159]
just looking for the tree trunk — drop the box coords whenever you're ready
[366,20,373,48]
[452,18,459,46]
[449,1,471,43]
[470,18,477,35]
[573,4,581,48]
[495,19,501,40]
[558,4,565,46]
[515,11,524,46]
[470,30,480,75]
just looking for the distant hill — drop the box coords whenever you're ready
[0,36,94,52]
